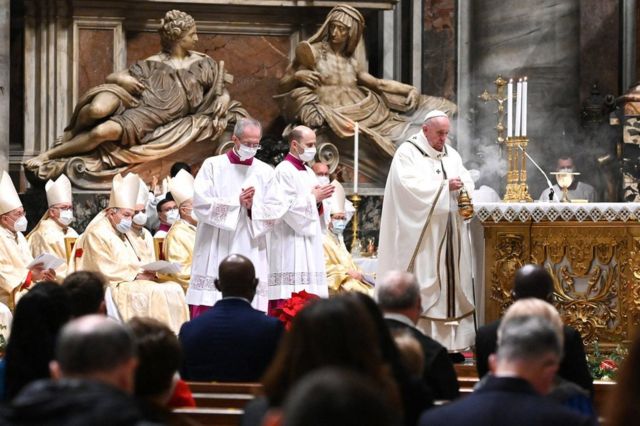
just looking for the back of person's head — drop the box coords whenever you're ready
[393,332,425,378]
[4,281,72,400]
[170,162,191,177]
[376,271,420,311]
[280,368,400,426]
[501,298,564,348]
[262,296,392,407]
[62,271,107,317]
[53,315,137,393]
[494,315,562,395]
[128,317,181,403]
[607,329,640,426]
[214,254,258,300]
[513,264,554,300]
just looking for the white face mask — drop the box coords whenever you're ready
[166,209,179,225]
[190,209,198,223]
[14,216,28,233]
[58,209,74,226]
[299,146,317,162]
[317,176,330,186]
[133,212,148,226]
[115,217,132,234]
[237,144,258,161]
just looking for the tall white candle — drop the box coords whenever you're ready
[515,78,522,137]
[522,77,528,137]
[353,122,359,194]
[507,79,513,138]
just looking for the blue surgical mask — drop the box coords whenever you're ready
[115,217,132,234]
[331,219,346,235]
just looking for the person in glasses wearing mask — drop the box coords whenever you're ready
[70,173,188,333]
[258,125,335,312]
[187,117,275,318]
[154,194,178,238]
[27,174,78,279]
[322,180,373,296]
[163,169,197,292]
[0,171,55,308]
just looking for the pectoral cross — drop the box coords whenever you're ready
[436,169,441,175]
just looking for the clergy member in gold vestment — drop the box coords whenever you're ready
[69,173,188,333]
[163,170,197,291]
[27,175,78,279]
[323,180,373,295]
[126,178,156,264]
[0,172,56,308]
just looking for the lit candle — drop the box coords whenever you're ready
[353,122,359,194]
[515,78,522,137]
[507,79,513,138]
[522,77,528,137]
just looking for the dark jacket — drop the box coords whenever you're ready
[385,317,459,399]
[475,320,593,395]
[0,378,149,426]
[418,376,594,426]
[179,298,284,382]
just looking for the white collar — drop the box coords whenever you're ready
[413,131,448,160]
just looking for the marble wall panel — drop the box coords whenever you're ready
[77,28,114,98]
[422,0,456,100]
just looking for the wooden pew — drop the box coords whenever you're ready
[192,392,255,409]
[172,407,243,426]
[186,381,262,394]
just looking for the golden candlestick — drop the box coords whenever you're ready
[349,193,362,255]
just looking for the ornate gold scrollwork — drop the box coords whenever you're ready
[490,233,526,313]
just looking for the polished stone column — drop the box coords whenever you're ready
[0,0,9,167]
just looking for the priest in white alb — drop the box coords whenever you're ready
[27,174,78,278]
[257,125,334,308]
[164,169,197,292]
[69,173,188,333]
[0,171,55,308]
[377,110,476,351]
[188,117,274,316]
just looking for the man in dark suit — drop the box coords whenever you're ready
[419,315,593,426]
[179,254,284,382]
[377,271,459,400]
[475,264,593,395]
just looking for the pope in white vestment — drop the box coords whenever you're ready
[27,175,78,278]
[377,111,476,351]
[258,125,333,303]
[188,118,274,313]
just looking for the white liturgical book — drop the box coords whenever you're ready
[27,253,65,270]
[141,261,181,275]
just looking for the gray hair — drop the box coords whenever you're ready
[496,315,562,363]
[56,315,136,376]
[233,117,262,139]
[376,271,420,311]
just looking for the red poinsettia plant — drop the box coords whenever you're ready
[269,290,320,330]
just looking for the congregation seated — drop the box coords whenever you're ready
[242,295,403,426]
[179,254,284,382]
[62,271,107,317]
[2,282,71,401]
[475,264,593,396]
[419,315,594,426]
[377,271,459,400]
[0,315,147,425]
[268,367,400,426]
[69,173,188,334]
[163,169,198,291]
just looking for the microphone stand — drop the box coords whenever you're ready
[517,145,555,201]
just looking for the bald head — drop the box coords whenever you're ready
[513,264,554,301]
[214,254,259,300]
[312,162,329,177]
[376,271,421,323]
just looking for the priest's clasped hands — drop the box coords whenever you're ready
[313,184,335,203]
[240,187,256,209]
[29,263,56,282]
[449,177,463,191]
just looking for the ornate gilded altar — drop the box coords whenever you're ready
[478,202,640,350]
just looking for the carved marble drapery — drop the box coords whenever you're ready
[480,202,640,350]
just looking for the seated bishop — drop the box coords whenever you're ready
[163,170,197,292]
[27,175,78,279]
[323,181,373,296]
[0,172,56,308]
[69,173,189,333]
[125,179,156,265]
